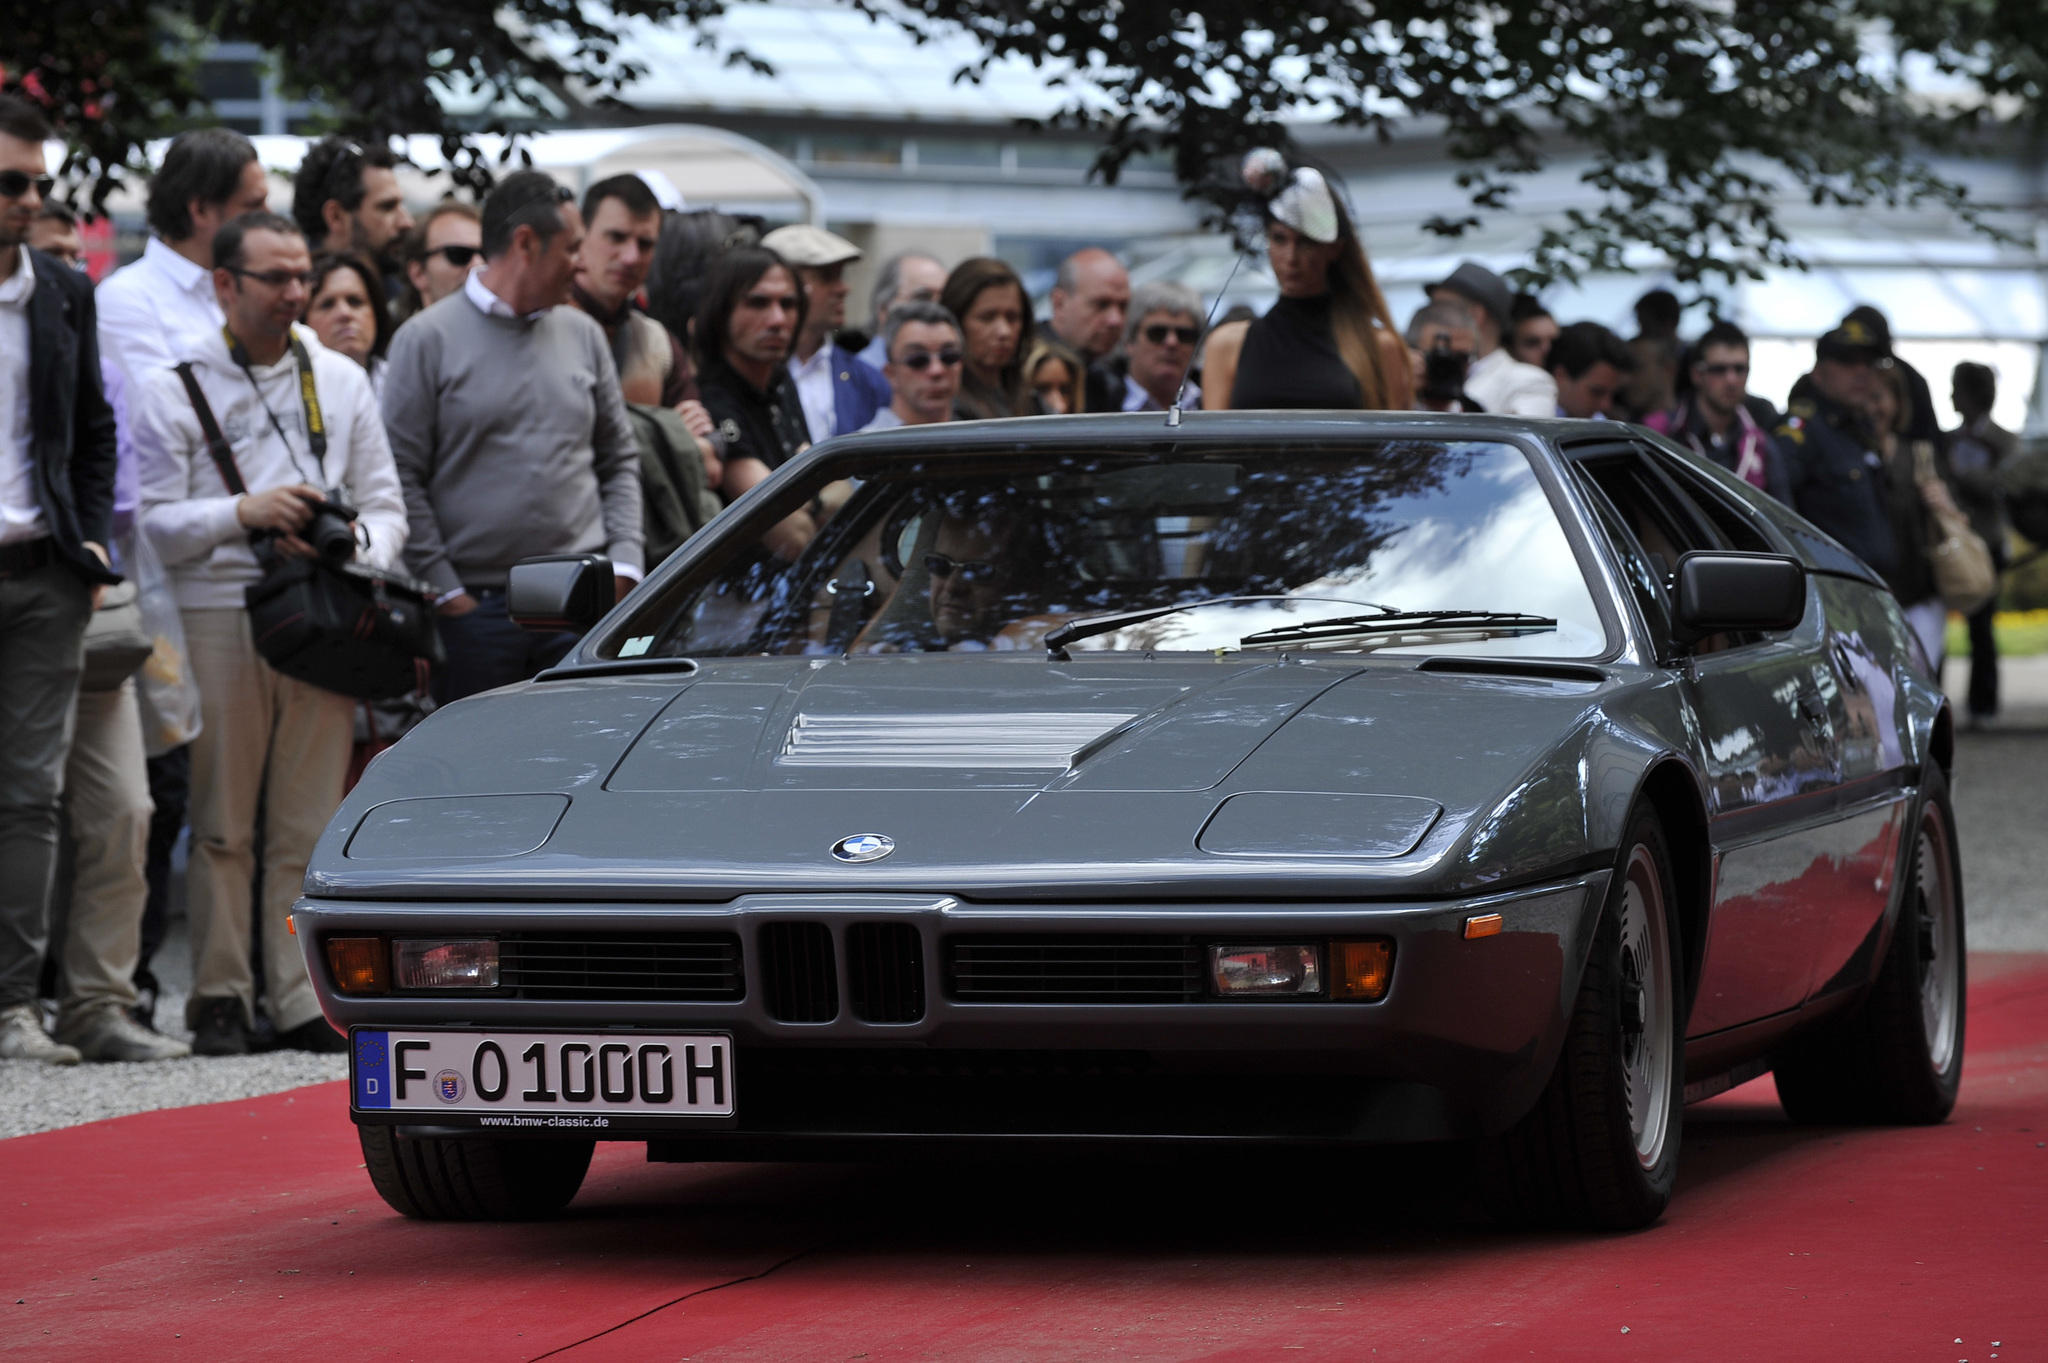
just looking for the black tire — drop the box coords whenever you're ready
[1774,768,1965,1125]
[1478,806,1684,1231]
[359,1125,594,1221]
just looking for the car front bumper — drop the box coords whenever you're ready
[296,872,1605,1146]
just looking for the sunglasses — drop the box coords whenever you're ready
[1143,324,1199,346]
[228,267,319,290]
[0,170,54,200]
[1697,362,1749,378]
[924,552,998,584]
[423,244,481,267]
[897,347,963,371]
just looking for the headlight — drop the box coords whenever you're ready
[394,939,500,989]
[1209,944,1323,997]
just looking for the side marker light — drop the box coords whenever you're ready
[286,914,295,936]
[1464,913,1505,940]
[1331,939,1393,1000]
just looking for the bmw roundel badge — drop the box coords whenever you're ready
[832,833,895,863]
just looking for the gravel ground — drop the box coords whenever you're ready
[0,914,346,1140]
[1,659,2042,1139]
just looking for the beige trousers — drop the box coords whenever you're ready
[55,680,153,1025]
[183,609,352,1032]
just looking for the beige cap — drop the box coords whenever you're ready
[761,223,863,268]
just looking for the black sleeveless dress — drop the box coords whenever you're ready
[1228,293,1362,410]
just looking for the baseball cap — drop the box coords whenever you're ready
[1816,316,1891,363]
[1428,261,1515,330]
[761,224,863,269]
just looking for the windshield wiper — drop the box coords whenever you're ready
[1236,609,1558,650]
[1044,596,1394,660]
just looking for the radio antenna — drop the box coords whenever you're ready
[1166,248,1251,428]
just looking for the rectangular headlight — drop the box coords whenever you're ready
[1209,944,1323,997]
[394,939,500,989]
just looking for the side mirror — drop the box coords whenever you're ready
[507,554,613,634]
[1671,551,1805,644]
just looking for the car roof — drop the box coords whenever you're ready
[804,410,1624,463]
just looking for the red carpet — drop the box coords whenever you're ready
[7,952,2046,1362]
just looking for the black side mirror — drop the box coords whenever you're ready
[1671,551,1805,645]
[507,554,613,634]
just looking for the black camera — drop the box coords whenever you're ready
[303,489,360,566]
[1421,336,1472,403]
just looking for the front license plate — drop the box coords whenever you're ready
[350,1029,734,1131]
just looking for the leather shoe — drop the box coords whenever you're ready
[191,997,251,1056]
[60,1008,193,1062]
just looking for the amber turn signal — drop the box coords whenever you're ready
[326,937,389,994]
[1464,913,1505,940]
[1331,939,1393,1000]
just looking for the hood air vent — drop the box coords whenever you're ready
[779,712,1136,769]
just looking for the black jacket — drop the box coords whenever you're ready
[1778,385,1898,590]
[696,357,811,477]
[25,250,119,584]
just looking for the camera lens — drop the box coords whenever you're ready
[309,506,356,565]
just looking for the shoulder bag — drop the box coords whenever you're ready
[1913,440,1998,615]
[174,346,441,700]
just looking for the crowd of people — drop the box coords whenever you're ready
[0,109,2023,1068]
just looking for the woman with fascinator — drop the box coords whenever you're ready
[1203,151,1413,412]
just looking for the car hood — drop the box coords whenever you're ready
[309,655,1656,900]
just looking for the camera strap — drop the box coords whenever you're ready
[223,325,328,485]
[174,363,249,498]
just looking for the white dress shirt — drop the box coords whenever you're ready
[1464,347,1558,417]
[1123,373,1199,414]
[97,238,230,521]
[136,325,409,610]
[788,342,837,440]
[464,269,549,323]
[0,246,46,544]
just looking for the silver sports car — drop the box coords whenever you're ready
[299,412,1963,1230]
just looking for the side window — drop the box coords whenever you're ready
[1571,469,1677,661]
[1641,448,1775,554]
[1574,453,1724,581]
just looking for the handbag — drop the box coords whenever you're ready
[1913,441,1998,615]
[80,577,154,691]
[175,357,442,701]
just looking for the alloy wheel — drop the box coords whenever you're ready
[1618,844,1675,1169]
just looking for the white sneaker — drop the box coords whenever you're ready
[0,1003,83,1065]
[58,1008,193,1063]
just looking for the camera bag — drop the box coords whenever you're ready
[174,363,442,700]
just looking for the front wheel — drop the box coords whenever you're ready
[359,1125,594,1220]
[1478,806,1684,1231]
[1774,769,1965,1124]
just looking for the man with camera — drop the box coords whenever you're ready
[136,210,407,1057]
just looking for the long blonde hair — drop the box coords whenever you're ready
[1320,199,1403,410]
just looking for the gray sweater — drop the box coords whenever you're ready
[382,293,643,595]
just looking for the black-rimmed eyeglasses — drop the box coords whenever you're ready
[897,347,963,371]
[227,266,319,290]
[1143,323,1198,346]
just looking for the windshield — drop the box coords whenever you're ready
[604,440,1611,660]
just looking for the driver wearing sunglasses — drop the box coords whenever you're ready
[1120,280,1206,414]
[925,508,1036,648]
[861,299,966,432]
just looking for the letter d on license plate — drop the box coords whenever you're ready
[351,1029,734,1128]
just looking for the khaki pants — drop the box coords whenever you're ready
[183,609,352,1033]
[55,679,153,1026]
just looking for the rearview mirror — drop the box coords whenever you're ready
[507,554,613,634]
[1671,551,1805,644]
